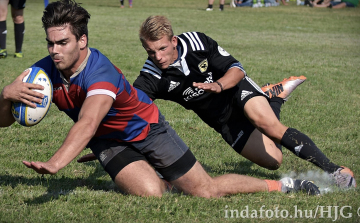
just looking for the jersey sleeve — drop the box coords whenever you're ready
[133,70,159,101]
[84,62,122,100]
[199,32,246,78]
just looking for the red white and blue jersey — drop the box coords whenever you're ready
[33,48,159,142]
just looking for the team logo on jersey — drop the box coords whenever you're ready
[168,81,180,92]
[241,90,253,101]
[218,46,230,57]
[198,59,208,73]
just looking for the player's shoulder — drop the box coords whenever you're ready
[140,58,163,79]
[177,31,212,52]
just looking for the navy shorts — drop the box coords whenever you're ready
[218,76,268,154]
[88,112,197,182]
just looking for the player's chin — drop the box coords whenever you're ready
[158,63,170,69]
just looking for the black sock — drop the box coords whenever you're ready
[269,97,282,121]
[0,21,6,49]
[207,4,213,8]
[14,22,24,53]
[120,0,124,5]
[220,4,224,10]
[281,128,340,173]
[269,97,283,151]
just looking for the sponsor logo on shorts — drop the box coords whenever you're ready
[99,152,107,162]
[232,130,244,147]
[241,90,253,101]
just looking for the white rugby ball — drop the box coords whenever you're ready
[11,67,53,127]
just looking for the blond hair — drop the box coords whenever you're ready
[139,15,174,42]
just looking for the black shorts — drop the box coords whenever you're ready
[88,113,197,182]
[218,76,268,154]
[9,0,26,9]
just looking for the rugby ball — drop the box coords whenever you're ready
[11,67,53,126]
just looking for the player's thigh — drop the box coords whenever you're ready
[88,138,165,197]
[241,128,283,170]
[171,161,215,198]
[114,160,165,197]
[244,96,287,140]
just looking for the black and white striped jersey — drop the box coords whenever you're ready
[133,32,246,125]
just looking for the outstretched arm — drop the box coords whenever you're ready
[192,67,245,93]
[23,94,114,174]
[0,69,44,127]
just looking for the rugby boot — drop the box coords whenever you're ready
[0,49,7,58]
[261,76,307,100]
[280,177,321,196]
[14,52,23,58]
[330,166,356,189]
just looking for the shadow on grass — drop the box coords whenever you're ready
[201,160,281,180]
[0,163,124,205]
[0,159,281,205]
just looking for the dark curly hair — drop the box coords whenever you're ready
[42,0,91,43]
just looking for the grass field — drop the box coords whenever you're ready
[0,0,360,222]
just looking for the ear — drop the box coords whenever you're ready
[79,34,87,49]
[171,35,177,48]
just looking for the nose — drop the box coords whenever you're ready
[154,52,162,61]
[52,44,59,53]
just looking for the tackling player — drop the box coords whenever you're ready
[132,15,355,189]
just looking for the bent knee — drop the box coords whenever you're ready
[263,152,283,170]
[264,160,282,170]
[123,185,164,197]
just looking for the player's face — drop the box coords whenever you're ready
[142,35,178,69]
[46,25,87,77]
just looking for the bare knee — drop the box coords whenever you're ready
[115,179,165,197]
[187,182,221,198]
[113,160,166,197]
[264,158,282,170]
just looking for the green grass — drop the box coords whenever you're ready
[1,0,360,222]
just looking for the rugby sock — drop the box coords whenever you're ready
[270,97,283,151]
[264,180,282,192]
[269,97,282,120]
[14,22,24,53]
[120,0,124,6]
[220,4,224,10]
[207,4,213,8]
[0,21,6,49]
[281,128,340,173]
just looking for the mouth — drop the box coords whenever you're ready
[52,56,61,63]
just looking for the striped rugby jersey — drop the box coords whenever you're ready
[33,48,159,142]
[134,32,245,127]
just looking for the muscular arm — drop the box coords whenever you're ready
[193,67,245,93]
[0,70,44,127]
[23,94,114,174]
